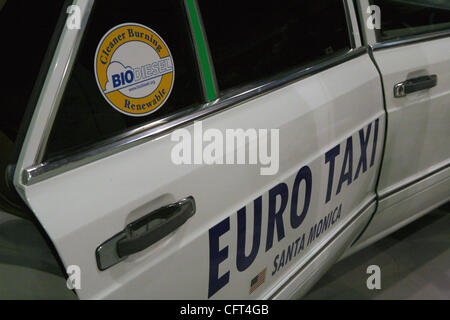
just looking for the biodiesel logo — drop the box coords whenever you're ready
[94,23,174,116]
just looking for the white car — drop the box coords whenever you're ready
[0,0,448,299]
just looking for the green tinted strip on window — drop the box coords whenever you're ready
[185,0,218,101]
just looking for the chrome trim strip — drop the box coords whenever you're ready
[378,162,450,200]
[394,81,406,98]
[35,0,94,164]
[14,0,95,192]
[373,29,450,50]
[24,47,368,185]
[355,0,376,46]
[346,0,362,48]
[343,0,357,48]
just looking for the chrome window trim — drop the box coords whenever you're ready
[35,0,94,165]
[372,28,450,50]
[342,0,361,49]
[346,0,362,48]
[343,0,357,48]
[355,0,377,46]
[14,0,95,196]
[23,47,368,185]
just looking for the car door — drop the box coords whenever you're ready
[12,0,385,299]
[350,0,450,249]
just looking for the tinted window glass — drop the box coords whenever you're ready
[44,0,202,160]
[0,0,64,213]
[373,0,450,41]
[0,0,64,150]
[197,0,351,91]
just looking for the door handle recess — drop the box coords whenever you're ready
[394,75,437,98]
[117,197,195,257]
[96,196,195,271]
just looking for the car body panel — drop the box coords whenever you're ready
[7,0,449,300]
[17,53,384,299]
[375,37,450,198]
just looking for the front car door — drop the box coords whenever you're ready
[12,0,385,299]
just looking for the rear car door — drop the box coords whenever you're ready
[351,0,450,248]
[13,0,385,299]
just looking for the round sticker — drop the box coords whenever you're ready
[94,23,175,117]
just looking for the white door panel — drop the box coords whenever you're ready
[375,37,450,196]
[271,200,376,299]
[18,53,384,299]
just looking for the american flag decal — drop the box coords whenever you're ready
[249,268,266,294]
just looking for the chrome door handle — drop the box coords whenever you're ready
[394,75,437,98]
[96,197,196,271]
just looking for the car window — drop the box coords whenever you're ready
[197,0,351,92]
[373,0,450,41]
[0,0,64,215]
[0,0,64,157]
[44,0,202,161]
